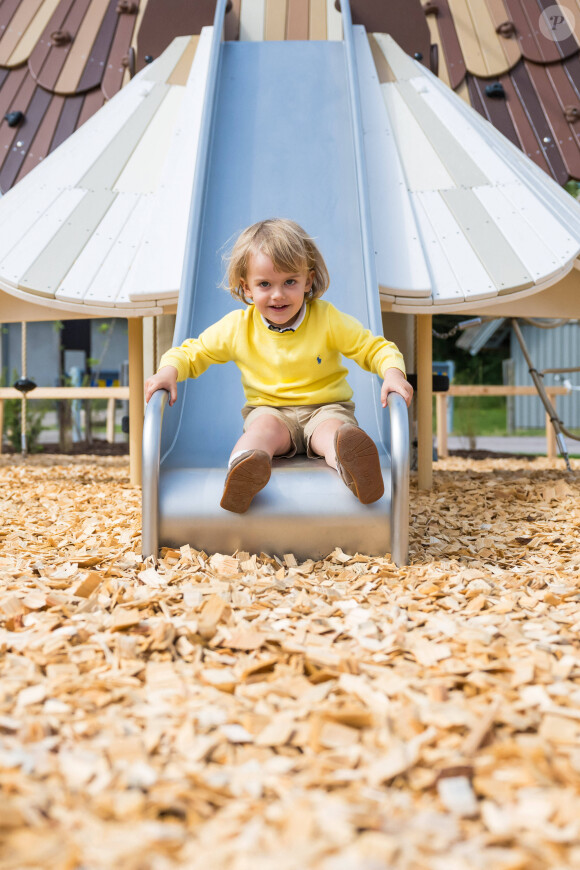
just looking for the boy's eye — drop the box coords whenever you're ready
[285,279,296,285]
[259,281,270,287]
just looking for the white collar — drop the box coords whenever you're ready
[261,302,306,333]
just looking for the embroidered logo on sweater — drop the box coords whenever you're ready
[316,356,322,364]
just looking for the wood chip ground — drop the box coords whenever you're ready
[1,454,580,869]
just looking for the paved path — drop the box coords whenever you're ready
[446,435,555,455]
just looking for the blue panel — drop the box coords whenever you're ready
[162,40,388,468]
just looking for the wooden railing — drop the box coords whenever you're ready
[435,385,569,460]
[0,387,130,455]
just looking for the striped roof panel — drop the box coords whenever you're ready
[428,0,580,184]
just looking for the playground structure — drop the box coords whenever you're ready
[0,1,580,564]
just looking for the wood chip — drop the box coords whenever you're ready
[0,454,579,868]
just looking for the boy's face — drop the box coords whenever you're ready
[242,250,314,329]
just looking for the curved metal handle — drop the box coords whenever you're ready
[387,392,410,566]
[142,389,168,558]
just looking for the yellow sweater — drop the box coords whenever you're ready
[158,299,405,407]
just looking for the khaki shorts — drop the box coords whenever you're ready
[241,401,358,458]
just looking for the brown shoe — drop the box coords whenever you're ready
[220,450,271,513]
[334,424,384,504]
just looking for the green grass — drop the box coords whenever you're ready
[433,396,507,437]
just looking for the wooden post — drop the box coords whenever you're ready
[128,318,144,486]
[436,393,448,459]
[416,314,433,490]
[106,398,116,444]
[0,399,3,455]
[545,411,557,460]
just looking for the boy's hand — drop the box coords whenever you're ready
[381,367,413,408]
[145,366,179,406]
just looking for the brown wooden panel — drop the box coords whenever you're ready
[348,0,430,65]
[55,0,111,94]
[527,59,580,178]
[49,91,83,151]
[101,7,137,99]
[0,0,24,42]
[76,84,104,127]
[0,68,8,91]
[76,0,119,92]
[427,0,466,88]
[31,0,92,92]
[563,53,580,95]
[265,0,287,40]
[0,85,52,192]
[503,0,574,64]
[536,0,578,57]
[0,65,28,131]
[0,0,44,67]
[309,0,326,40]
[286,0,308,38]
[467,73,522,148]
[14,92,65,185]
[225,0,241,40]
[508,60,568,183]
[136,0,216,71]
[0,71,38,190]
[28,0,77,83]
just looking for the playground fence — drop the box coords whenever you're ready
[436,385,569,459]
[0,387,130,454]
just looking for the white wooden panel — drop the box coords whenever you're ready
[0,184,64,255]
[86,196,154,307]
[395,80,489,188]
[409,75,520,186]
[326,0,342,40]
[114,86,186,194]
[442,187,532,294]
[421,65,580,241]
[129,27,213,302]
[474,185,567,282]
[372,33,422,82]
[0,189,86,295]
[381,83,455,192]
[499,182,580,263]
[20,189,116,296]
[414,190,497,301]
[55,193,140,303]
[354,28,430,295]
[240,0,265,41]
[82,84,169,190]
[142,35,193,83]
[410,192,465,305]
[0,81,155,226]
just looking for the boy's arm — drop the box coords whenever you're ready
[145,365,178,406]
[381,366,413,408]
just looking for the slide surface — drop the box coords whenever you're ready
[155,38,400,558]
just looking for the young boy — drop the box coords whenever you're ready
[145,218,413,512]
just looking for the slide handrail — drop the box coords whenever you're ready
[142,388,168,558]
[340,0,382,338]
[141,0,228,558]
[342,0,410,565]
[174,0,229,345]
[387,392,410,566]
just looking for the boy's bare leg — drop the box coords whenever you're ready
[309,418,343,468]
[230,414,292,461]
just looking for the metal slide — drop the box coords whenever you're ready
[142,0,410,565]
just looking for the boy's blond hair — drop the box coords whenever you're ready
[226,218,330,304]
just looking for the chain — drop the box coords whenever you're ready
[432,317,484,340]
[432,324,463,339]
